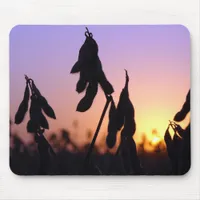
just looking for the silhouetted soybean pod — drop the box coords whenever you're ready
[164,125,172,148]
[98,71,114,95]
[114,70,130,132]
[27,119,38,133]
[15,82,30,124]
[174,90,190,122]
[29,96,42,125]
[16,75,57,176]
[71,27,98,75]
[76,70,88,93]
[76,81,98,112]
[116,70,142,174]
[38,96,56,119]
[97,58,114,95]
[115,92,125,131]
[106,98,118,148]
[70,60,82,74]
[32,80,41,97]
[39,112,49,129]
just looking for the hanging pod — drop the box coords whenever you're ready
[123,100,136,137]
[70,42,89,74]
[30,96,42,124]
[70,60,82,74]
[115,70,130,131]
[115,97,125,131]
[174,89,190,122]
[32,81,41,97]
[76,70,88,93]
[15,82,30,124]
[27,119,39,133]
[118,70,141,174]
[29,95,49,130]
[38,95,56,119]
[118,70,136,137]
[32,80,56,119]
[123,117,136,137]
[164,125,172,146]
[71,28,98,74]
[81,30,98,62]
[27,96,49,130]
[98,70,114,95]
[96,57,114,95]
[76,80,98,112]
[121,102,136,138]
[106,98,118,148]
[71,27,114,113]
[39,112,49,129]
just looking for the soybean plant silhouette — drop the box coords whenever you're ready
[14,75,56,175]
[70,27,115,174]
[106,70,143,175]
[164,90,190,175]
[70,27,142,175]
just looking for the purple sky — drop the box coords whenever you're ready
[10,25,190,147]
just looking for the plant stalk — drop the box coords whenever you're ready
[82,95,112,171]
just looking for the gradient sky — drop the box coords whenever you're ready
[10,25,190,148]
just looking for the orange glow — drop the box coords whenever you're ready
[151,136,161,146]
[136,128,167,152]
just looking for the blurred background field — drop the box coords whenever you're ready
[10,120,172,175]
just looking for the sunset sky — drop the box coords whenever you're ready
[10,25,190,149]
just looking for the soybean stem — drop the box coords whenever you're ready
[83,95,112,167]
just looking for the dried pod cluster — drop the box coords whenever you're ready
[106,70,136,148]
[106,70,142,174]
[15,76,56,134]
[164,90,190,175]
[70,28,114,112]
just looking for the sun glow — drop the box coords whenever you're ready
[151,136,161,146]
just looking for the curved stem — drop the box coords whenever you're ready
[82,95,112,172]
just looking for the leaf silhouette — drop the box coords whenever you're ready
[15,83,30,124]
[76,81,98,112]
[38,96,56,119]
[106,99,118,148]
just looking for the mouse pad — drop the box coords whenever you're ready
[9,25,190,175]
